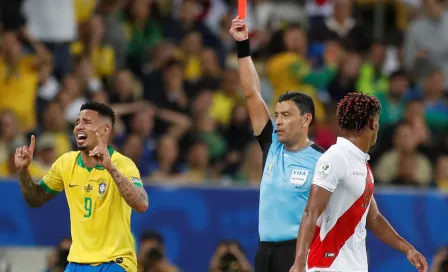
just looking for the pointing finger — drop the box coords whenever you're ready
[96,132,104,146]
[29,135,35,154]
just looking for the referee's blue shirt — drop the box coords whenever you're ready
[256,120,325,242]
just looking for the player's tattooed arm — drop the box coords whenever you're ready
[15,135,53,207]
[108,165,149,213]
[17,169,53,207]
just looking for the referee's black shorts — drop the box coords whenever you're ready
[254,239,296,272]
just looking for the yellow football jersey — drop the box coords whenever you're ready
[39,146,143,272]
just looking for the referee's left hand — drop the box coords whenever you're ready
[407,248,428,272]
[89,132,112,170]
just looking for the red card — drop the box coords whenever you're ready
[238,0,246,19]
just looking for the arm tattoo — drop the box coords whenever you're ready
[18,169,53,207]
[108,165,149,212]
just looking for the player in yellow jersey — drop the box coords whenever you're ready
[15,102,149,272]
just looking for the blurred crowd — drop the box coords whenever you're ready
[41,233,448,272]
[42,231,254,272]
[0,0,447,190]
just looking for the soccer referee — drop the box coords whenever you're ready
[229,17,325,272]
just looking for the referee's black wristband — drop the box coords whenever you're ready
[236,39,251,58]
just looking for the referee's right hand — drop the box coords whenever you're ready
[229,16,248,42]
[14,135,35,170]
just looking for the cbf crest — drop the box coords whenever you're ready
[98,180,107,196]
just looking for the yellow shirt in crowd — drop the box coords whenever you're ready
[266,52,325,123]
[71,42,116,78]
[0,56,38,131]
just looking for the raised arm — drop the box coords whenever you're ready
[15,135,54,207]
[367,197,428,272]
[229,17,270,136]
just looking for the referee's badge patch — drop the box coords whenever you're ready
[290,169,309,187]
[317,162,332,178]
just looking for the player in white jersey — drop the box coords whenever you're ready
[290,93,428,272]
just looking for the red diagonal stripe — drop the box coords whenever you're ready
[308,164,374,269]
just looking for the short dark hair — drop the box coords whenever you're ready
[140,231,164,245]
[336,93,381,132]
[278,91,316,125]
[80,102,115,127]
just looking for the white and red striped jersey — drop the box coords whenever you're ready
[307,137,374,272]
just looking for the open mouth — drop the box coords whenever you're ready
[76,133,88,145]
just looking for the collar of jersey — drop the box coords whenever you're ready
[77,145,115,171]
[336,137,370,161]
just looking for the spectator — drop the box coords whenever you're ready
[195,48,222,91]
[435,156,448,192]
[210,69,244,127]
[191,90,214,120]
[74,0,97,24]
[313,103,338,150]
[327,51,362,101]
[357,41,389,95]
[145,59,189,116]
[58,73,88,124]
[404,0,448,89]
[374,123,433,187]
[372,98,434,163]
[124,0,163,70]
[126,108,157,175]
[138,231,179,272]
[420,70,448,131]
[0,137,46,179]
[72,55,104,94]
[35,134,57,171]
[0,30,52,132]
[223,105,254,164]
[174,141,210,184]
[23,0,75,79]
[164,0,225,65]
[0,110,24,163]
[178,31,204,83]
[0,0,25,31]
[234,141,263,185]
[120,133,145,174]
[71,14,116,79]
[265,25,338,122]
[95,0,128,69]
[195,113,227,160]
[44,238,72,272]
[40,101,72,157]
[376,70,410,127]
[309,0,369,52]
[209,240,252,272]
[109,69,148,126]
[430,246,448,272]
[36,60,59,113]
[149,135,184,182]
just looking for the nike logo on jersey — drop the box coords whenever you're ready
[69,184,78,187]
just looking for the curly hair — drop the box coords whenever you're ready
[336,93,381,132]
